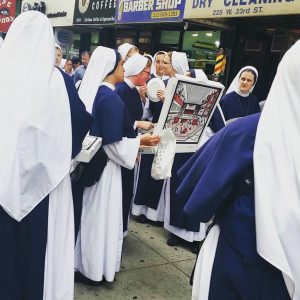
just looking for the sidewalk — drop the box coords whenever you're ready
[75,218,195,300]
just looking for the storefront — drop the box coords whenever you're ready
[20,0,81,57]
[184,0,300,100]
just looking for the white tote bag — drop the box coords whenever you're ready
[151,129,176,180]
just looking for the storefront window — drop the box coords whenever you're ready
[68,32,80,58]
[159,30,180,51]
[90,31,100,53]
[139,31,152,54]
[182,31,221,75]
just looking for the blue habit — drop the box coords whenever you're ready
[92,85,135,233]
[0,70,92,300]
[116,82,143,231]
[116,81,143,127]
[177,113,290,299]
[149,78,168,123]
[210,91,260,132]
[133,78,165,215]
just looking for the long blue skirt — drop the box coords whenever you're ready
[208,232,290,300]
[0,197,49,300]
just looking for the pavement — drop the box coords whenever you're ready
[75,218,196,300]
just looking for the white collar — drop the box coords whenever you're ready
[235,89,250,98]
[100,81,115,91]
[125,77,136,89]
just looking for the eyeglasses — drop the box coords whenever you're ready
[142,70,151,76]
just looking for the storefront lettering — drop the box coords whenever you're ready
[192,0,294,8]
[123,0,182,12]
[156,0,182,10]
[0,16,13,23]
[192,0,212,8]
[47,11,67,18]
[91,0,116,10]
[224,0,294,6]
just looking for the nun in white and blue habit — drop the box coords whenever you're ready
[177,113,289,300]
[115,53,149,232]
[176,42,300,299]
[210,66,260,132]
[160,52,206,249]
[74,46,142,284]
[0,11,92,300]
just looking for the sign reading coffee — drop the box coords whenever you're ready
[73,0,117,24]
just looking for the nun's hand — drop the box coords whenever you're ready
[140,134,160,146]
[157,90,165,102]
[136,121,154,131]
[139,85,147,102]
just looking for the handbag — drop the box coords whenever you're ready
[151,129,176,180]
[71,147,108,187]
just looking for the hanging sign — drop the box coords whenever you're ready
[115,0,186,23]
[73,0,117,24]
[0,0,16,32]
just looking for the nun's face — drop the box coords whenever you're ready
[136,66,151,86]
[155,54,165,76]
[114,59,125,83]
[239,71,255,94]
[55,48,62,67]
[163,55,175,77]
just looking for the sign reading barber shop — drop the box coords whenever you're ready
[184,0,300,19]
[0,0,16,32]
[115,0,186,23]
[73,0,116,24]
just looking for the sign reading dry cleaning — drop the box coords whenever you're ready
[184,0,300,19]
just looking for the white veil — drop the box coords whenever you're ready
[172,51,189,75]
[254,40,300,299]
[151,51,168,79]
[0,11,72,221]
[226,66,258,95]
[78,46,118,113]
[124,53,148,77]
[118,42,136,61]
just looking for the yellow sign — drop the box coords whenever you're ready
[151,9,180,18]
[184,0,300,19]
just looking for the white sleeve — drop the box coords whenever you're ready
[103,137,140,170]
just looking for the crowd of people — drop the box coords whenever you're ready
[0,10,298,300]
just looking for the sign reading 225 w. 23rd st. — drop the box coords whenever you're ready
[184,0,300,19]
[115,0,186,23]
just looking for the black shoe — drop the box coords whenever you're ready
[190,241,200,254]
[137,215,147,224]
[74,271,106,286]
[167,234,182,246]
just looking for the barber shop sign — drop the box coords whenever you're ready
[0,0,16,32]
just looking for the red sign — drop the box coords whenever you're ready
[0,0,16,32]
